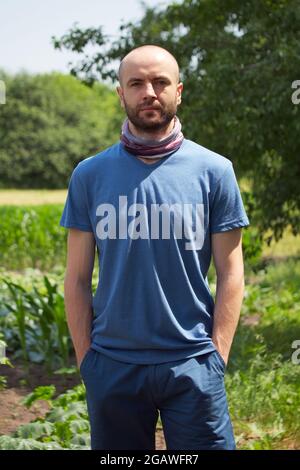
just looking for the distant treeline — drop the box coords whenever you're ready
[0,71,124,188]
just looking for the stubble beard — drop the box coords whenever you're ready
[123,99,178,132]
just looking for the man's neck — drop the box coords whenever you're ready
[128,118,175,141]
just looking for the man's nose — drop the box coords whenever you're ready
[143,82,157,98]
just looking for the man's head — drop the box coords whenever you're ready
[117,45,183,133]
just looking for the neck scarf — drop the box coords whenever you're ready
[120,115,184,159]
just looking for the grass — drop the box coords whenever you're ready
[262,227,300,259]
[227,256,300,449]
[0,189,67,205]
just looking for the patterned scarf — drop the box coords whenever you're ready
[120,115,184,159]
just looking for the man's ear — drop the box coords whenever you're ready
[177,82,183,105]
[116,86,125,108]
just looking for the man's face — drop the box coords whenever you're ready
[117,54,183,132]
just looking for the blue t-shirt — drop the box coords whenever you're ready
[60,138,250,364]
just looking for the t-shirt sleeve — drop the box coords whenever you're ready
[210,162,250,233]
[59,165,93,232]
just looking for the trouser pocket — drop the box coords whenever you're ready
[214,349,226,372]
[79,348,93,375]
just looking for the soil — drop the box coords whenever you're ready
[0,355,166,450]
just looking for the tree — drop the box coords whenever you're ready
[52,0,300,242]
[0,71,123,188]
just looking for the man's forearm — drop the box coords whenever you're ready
[212,273,245,364]
[64,278,93,366]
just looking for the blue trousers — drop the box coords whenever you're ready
[79,348,236,450]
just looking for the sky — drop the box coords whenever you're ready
[0,0,170,75]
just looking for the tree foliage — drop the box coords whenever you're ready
[0,71,123,188]
[52,0,300,241]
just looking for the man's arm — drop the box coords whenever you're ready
[64,228,96,368]
[211,227,245,365]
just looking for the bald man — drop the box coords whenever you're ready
[117,45,183,163]
[60,44,250,450]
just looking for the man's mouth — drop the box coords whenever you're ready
[140,107,160,111]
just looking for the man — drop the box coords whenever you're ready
[60,44,250,450]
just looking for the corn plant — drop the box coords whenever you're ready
[1,276,71,371]
[2,280,29,365]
